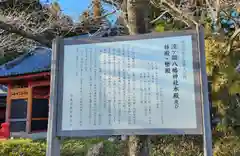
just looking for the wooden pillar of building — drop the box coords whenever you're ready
[26,84,32,133]
[5,84,12,123]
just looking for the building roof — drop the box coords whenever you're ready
[0,47,51,77]
[0,28,122,78]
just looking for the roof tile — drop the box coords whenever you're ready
[0,47,51,77]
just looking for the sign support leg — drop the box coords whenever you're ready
[46,38,61,156]
[198,26,213,156]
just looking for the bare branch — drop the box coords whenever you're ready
[150,10,169,24]
[0,1,117,54]
[101,0,122,8]
[0,20,51,47]
[160,0,198,26]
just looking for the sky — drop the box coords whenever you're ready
[40,0,118,24]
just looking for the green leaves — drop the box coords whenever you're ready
[154,24,165,32]
[205,35,240,134]
[155,22,240,134]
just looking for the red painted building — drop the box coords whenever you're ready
[0,47,51,136]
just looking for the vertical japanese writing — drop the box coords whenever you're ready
[107,49,112,125]
[154,60,163,124]
[181,41,187,79]
[93,49,97,126]
[117,48,122,124]
[76,50,79,77]
[171,44,180,109]
[84,48,90,124]
[69,93,73,128]
[84,48,88,72]
[103,49,107,109]
[122,46,126,117]
[164,44,171,74]
[88,48,92,125]
[131,49,136,125]
[143,72,148,118]
[140,72,144,119]
[98,48,103,126]
[155,63,160,109]
[75,49,79,126]
[160,88,164,124]
[112,48,116,123]
[147,70,152,124]
[127,46,132,125]
[79,49,83,126]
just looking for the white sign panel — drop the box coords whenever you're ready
[61,35,199,131]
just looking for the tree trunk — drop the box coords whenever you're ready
[128,135,150,156]
[126,0,150,155]
[86,142,104,156]
[127,0,150,34]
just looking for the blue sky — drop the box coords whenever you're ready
[40,0,118,24]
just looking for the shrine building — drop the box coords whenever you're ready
[0,47,51,136]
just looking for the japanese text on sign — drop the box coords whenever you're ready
[61,36,198,131]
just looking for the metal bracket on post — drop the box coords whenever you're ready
[46,37,61,156]
[198,26,213,156]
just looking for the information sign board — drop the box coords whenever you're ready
[54,30,203,136]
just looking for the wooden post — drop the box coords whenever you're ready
[26,84,33,133]
[46,37,61,156]
[198,26,213,156]
[5,84,12,123]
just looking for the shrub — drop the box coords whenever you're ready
[0,138,122,156]
[1,136,240,156]
[151,135,203,156]
[0,139,46,156]
[213,136,240,156]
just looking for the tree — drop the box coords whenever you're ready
[0,0,116,65]
[0,0,110,51]
[150,0,240,143]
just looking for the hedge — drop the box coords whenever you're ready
[0,138,123,156]
[1,136,240,156]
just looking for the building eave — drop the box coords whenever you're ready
[0,71,50,84]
